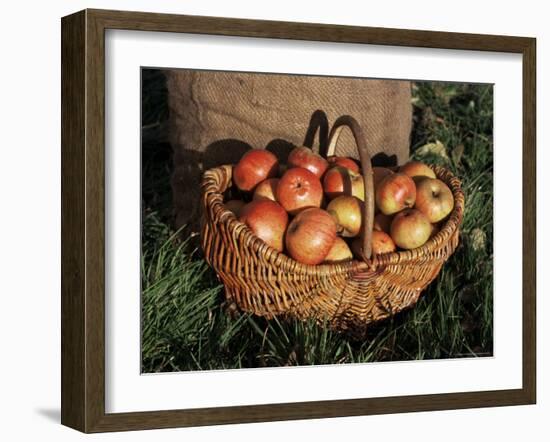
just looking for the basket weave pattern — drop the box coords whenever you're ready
[201,163,464,332]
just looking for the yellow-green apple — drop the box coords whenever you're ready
[233,149,278,192]
[224,199,245,217]
[414,178,454,223]
[253,178,279,202]
[399,161,436,182]
[276,167,323,215]
[326,195,363,237]
[324,237,353,263]
[287,146,329,179]
[327,156,360,173]
[390,208,431,249]
[323,166,365,201]
[239,200,288,252]
[371,230,397,254]
[285,208,337,265]
[373,213,393,234]
[375,173,416,215]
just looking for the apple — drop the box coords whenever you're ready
[372,167,394,190]
[253,178,279,202]
[322,166,365,201]
[351,231,396,257]
[375,173,416,215]
[287,146,329,179]
[239,200,288,252]
[233,149,278,192]
[415,178,454,223]
[373,213,393,234]
[399,161,436,181]
[390,208,432,250]
[326,195,363,238]
[327,156,360,173]
[372,168,395,214]
[371,230,397,254]
[285,208,337,265]
[324,237,353,263]
[224,199,245,217]
[276,167,323,215]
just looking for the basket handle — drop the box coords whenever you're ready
[326,115,374,261]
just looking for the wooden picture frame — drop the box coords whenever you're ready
[61,8,536,433]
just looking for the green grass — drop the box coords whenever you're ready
[141,71,493,372]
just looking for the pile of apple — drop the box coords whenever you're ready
[224,146,454,265]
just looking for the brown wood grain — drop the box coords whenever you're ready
[522,38,537,403]
[89,8,532,53]
[61,10,86,431]
[85,9,108,432]
[61,8,537,433]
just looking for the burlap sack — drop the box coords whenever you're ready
[167,70,412,230]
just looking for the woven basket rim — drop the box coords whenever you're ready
[201,163,464,276]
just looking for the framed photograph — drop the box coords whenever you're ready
[61,9,536,433]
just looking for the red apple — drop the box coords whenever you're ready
[372,167,394,190]
[327,156,360,173]
[239,200,288,252]
[276,167,323,215]
[253,178,279,202]
[372,167,395,214]
[399,161,436,181]
[233,149,278,192]
[287,146,328,179]
[375,173,416,215]
[390,208,432,250]
[324,237,353,263]
[371,230,397,254]
[415,178,454,223]
[224,199,245,217]
[351,231,396,257]
[285,208,337,265]
[373,213,393,234]
[323,166,365,201]
[326,195,363,238]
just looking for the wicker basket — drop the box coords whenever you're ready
[200,115,464,333]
